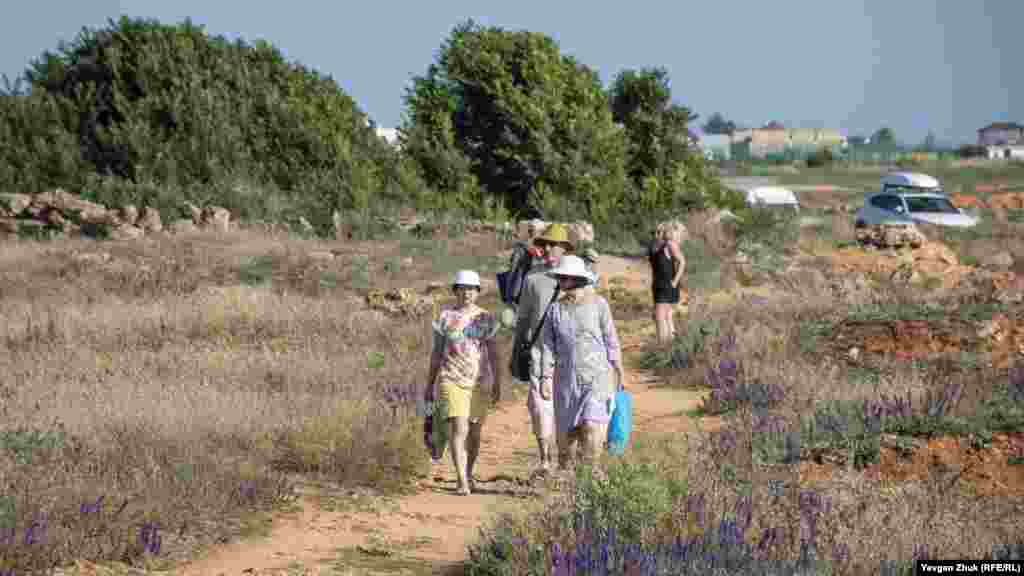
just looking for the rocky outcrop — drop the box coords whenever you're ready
[0,189,234,240]
[855,222,927,249]
[365,287,437,318]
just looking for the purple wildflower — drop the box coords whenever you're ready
[734,496,753,533]
[923,381,963,418]
[799,490,824,515]
[138,521,161,555]
[752,411,785,435]
[833,542,850,563]
[717,430,738,453]
[551,542,566,575]
[687,493,706,528]
[240,479,257,502]
[80,494,105,515]
[799,514,818,546]
[756,526,780,554]
[717,519,744,549]
[23,512,47,546]
[1009,366,1024,401]
[671,535,691,562]
[719,334,737,352]
[718,358,738,377]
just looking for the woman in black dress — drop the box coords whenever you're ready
[648,222,687,344]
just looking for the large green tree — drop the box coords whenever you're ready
[400,20,629,219]
[3,16,408,229]
[872,126,896,145]
[702,112,736,135]
[608,67,722,213]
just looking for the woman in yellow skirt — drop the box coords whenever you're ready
[424,270,501,495]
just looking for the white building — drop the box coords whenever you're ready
[986,145,1024,160]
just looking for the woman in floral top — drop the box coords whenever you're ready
[424,270,501,495]
[540,255,626,469]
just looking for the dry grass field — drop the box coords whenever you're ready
[2,161,1024,575]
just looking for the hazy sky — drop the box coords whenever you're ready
[2,1,1019,146]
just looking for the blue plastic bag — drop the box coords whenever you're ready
[607,389,633,455]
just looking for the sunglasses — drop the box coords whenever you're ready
[452,285,479,292]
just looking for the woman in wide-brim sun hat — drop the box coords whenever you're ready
[424,269,502,495]
[539,255,626,470]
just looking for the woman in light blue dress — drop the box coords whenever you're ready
[540,255,626,469]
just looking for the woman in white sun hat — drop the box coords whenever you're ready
[424,269,501,495]
[539,255,626,470]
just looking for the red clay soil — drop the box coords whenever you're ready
[800,433,1024,498]
[826,242,974,291]
[829,311,1024,369]
[950,191,1024,210]
[950,193,988,209]
[831,317,977,361]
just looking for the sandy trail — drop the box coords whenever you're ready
[169,255,711,576]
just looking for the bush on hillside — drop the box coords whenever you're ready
[1,16,424,233]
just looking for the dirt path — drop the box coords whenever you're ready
[169,256,712,576]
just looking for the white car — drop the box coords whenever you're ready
[853,172,978,229]
[744,186,801,213]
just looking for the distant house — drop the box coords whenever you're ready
[977,122,1024,146]
[731,126,788,160]
[986,144,1024,160]
[729,125,844,160]
[786,128,844,156]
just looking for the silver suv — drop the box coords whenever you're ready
[853,172,978,229]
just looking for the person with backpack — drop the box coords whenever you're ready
[511,223,574,475]
[424,270,501,495]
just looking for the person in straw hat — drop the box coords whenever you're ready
[512,222,575,475]
[539,254,626,470]
[424,270,501,495]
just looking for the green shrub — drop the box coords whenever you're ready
[0,425,67,465]
[571,460,682,543]
[800,399,882,468]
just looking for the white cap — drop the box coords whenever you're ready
[452,270,481,288]
[545,255,595,284]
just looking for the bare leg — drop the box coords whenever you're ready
[448,417,470,494]
[580,422,609,466]
[467,421,483,490]
[557,428,577,471]
[536,436,554,471]
[654,304,670,344]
